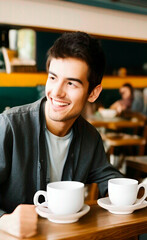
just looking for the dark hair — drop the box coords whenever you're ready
[121,83,134,97]
[46,31,106,94]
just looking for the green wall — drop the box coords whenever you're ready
[0,87,39,113]
[64,0,147,15]
[36,31,147,76]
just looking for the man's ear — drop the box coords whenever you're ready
[88,84,102,103]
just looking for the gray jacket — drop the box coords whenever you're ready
[0,98,122,216]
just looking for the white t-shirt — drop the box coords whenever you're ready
[45,128,73,182]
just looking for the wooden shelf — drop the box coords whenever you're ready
[0,72,147,88]
[102,76,147,89]
[0,72,47,87]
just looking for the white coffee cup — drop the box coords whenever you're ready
[108,178,147,206]
[33,181,84,215]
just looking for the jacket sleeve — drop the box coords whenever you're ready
[0,114,13,216]
[87,134,123,197]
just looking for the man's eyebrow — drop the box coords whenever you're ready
[67,78,83,85]
[49,71,83,85]
[49,71,57,77]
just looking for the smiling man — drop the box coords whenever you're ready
[0,31,123,237]
[45,57,100,135]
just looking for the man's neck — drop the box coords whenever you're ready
[45,102,76,137]
[46,120,74,137]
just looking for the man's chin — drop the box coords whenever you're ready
[48,113,78,123]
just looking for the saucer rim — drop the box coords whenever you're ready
[97,197,147,213]
[36,203,90,222]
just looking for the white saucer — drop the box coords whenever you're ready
[35,204,90,223]
[97,197,147,215]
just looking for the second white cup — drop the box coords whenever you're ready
[33,181,84,215]
[108,178,147,206]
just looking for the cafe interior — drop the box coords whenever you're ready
[0,0,147,239]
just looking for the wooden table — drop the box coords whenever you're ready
[87,113,147,157]
[87,114,145,130]
[125,156,147,173]
[0,204,147,240]
[126,156,147,180]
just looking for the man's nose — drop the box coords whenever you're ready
[52,81,66,98]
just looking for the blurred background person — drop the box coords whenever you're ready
[110,83,144,114]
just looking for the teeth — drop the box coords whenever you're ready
[52,99,69,106]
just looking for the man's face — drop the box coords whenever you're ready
[45,57,89,123]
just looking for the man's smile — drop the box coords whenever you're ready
[51,98,70,107]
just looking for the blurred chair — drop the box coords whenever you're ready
[125,155,147,174]
[85,183,99,205]
[143,88,147,115]
[132,89,144,114]
[125,125,147,180]
[125,155,147,185]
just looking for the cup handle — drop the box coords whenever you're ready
[136,183,147,204]
[33,190,47,206]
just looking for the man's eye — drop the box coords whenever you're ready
[68,82,75,87]
[49,76,55,80]
[68,82,73,85]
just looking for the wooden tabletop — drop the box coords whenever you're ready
[87,115,145,130]
[1,204,147,240]
[125,156,147,173]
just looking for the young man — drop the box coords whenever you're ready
[0,31,122,237]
